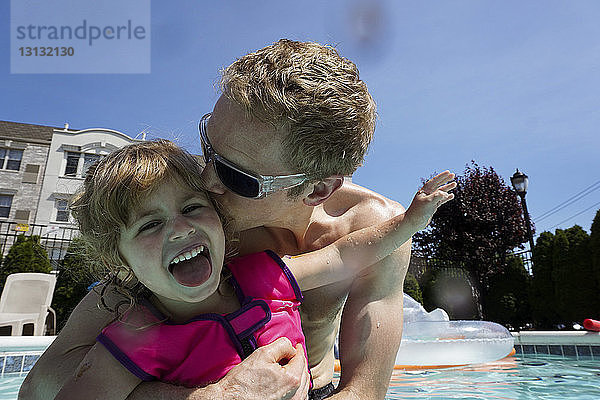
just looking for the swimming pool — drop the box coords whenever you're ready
[0,337,54,400]
[381,354,600,399]
[2,338,600,399]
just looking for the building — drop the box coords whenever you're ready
[0,120,139,261]
[36,125,138,227]
[0,121,53,226]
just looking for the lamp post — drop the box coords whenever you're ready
[510,169,535,252]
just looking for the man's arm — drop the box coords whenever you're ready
[55,343,141,400]
[288,171,454,291]
[331,239,410,400]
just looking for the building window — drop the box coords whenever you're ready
[83,153,101,175]
[55,199,70,222]
[0,149,24,171]
[64,152,80,176]
[0,195,13,218]
[64,152,103,177]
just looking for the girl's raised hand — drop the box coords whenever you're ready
[406,170,457,231]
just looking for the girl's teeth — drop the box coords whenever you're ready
[171,245,206,265]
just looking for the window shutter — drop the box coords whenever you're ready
[14,209,30,223]
[22,164,41,184]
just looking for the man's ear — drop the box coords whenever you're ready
[303,176,344,206]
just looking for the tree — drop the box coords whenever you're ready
[414,162,529,318]
[563,226,594,322]
[51,238,96,332]
[548,226,596,324]
[403,272,423,304]
[486,255,531,329]
[531,231,559,328]
[551,229,571,322]
[532,223,597,327]
[0,235,51,293]
[591,210,600,316]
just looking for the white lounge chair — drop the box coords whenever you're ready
[0,273,57,336]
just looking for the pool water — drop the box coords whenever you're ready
[0,374,25,400]
[380,355,600,399]
[2,355,599,399]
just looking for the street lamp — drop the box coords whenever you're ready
[510,169,535,252]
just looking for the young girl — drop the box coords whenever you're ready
[56,140,454,398]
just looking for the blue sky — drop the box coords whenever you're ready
[1,0,599,243]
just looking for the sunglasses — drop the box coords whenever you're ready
[198,113,308,199]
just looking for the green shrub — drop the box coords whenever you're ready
[51,238,96,332]
[590,210,600,316]
[0,235,51,293]
[404,272,423,304]
[531,232,558,328]
[532,222,599,327]
[486,256,531,329]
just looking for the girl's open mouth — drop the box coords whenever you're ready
[168,245,212,287]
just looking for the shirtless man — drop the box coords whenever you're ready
[20,39,409,400]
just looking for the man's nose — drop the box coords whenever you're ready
[168,216,196,241]
[200,162,227,195]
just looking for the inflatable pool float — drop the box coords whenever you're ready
[395,320,515,369]
[334,294,514,371]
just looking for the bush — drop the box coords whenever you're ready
[51,238,96,332]
[486,256,531,329]
[531,222,599,328]
[590,210,600,317]
[0,235,51,293]
[403,272,423,304]
[531,232,558,328]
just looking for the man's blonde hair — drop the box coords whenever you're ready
[220,39,376,188]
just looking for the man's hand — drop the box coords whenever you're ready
[405,170,456,230]
[126,337,309,400]
[215,338,310,400]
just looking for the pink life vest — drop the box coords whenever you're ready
[97,250,307,387]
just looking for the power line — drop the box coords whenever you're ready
[547,200,600,231]
[534,179,600,222]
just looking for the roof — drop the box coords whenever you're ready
[0,120,58,143]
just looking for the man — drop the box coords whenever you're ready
[20,39,409,400]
